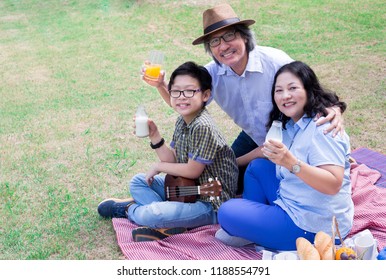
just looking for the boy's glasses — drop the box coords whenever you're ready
[168,89,201,98]
[207,30,237,47]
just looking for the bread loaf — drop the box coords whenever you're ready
[314,231,334,260]
[296,237,320,260]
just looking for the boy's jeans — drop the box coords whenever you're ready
[127,173,217,228]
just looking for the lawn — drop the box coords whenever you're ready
[0,0,385,259]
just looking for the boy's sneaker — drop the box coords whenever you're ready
[97,198,134,218]
[132,227,187,242]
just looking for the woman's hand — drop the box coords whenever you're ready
[262,140,295,168]
[315,106,344,137]
[263,140,343,194]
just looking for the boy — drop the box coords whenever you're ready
[98,61,238,241]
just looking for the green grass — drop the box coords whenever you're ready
[0,0,385,259]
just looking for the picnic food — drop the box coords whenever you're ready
[296,237,321,260]
[296,217,359,260]
[332,216,357,260]
[335,247,357,260]
[314,231,334,260]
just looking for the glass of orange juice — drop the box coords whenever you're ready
[144,50,164,81]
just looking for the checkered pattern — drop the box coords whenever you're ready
[347,162,386,251]
[172,108,238,209]
[351,147,386,187]
[112,148,386,259]
[112,220,262,260]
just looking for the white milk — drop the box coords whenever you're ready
[265,120,283,142]
[135,105,149,138]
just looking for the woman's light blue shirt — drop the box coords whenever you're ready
[274,116,354,236]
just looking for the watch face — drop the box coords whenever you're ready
[292,164,301,173]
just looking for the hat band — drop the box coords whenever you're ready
[204,17,240,34]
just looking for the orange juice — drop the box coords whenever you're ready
[145,64,161,80]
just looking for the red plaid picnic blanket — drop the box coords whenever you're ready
[351,147,386,187]
[112,220,262,260]
[348,162,386,251]
[112,148,386,259]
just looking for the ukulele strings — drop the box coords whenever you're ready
[166,186,219,197]
[167,168,219,198]
[166,186,201,197]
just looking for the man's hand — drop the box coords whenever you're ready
[315,106,344,137]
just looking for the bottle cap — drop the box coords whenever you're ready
[272,120,282,127]
[136,105,147,117]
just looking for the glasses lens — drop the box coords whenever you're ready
[223,32,236,42]
[209,38,220,47]
[169,90,180,98]
[169,89,200,98]
[208,31,236,47]
[183,90,195,98]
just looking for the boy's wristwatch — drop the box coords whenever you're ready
[150,138,165,149]
[291,159,301,174]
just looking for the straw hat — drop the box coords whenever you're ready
[192,4,255,45]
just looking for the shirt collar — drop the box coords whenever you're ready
[287,115,313,131]
[182,107,207,129]
[246,48,263,73]
[217,48,263,76]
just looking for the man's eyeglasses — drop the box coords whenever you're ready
[207,30,237,47]
[168,89,201,98]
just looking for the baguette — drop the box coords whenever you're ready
[314,231,334,260]
[296,237,320,260]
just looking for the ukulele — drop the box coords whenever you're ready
[164,174,222,203]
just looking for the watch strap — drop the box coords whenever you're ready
[150,138,165,149]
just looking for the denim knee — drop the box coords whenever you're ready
[129,173,146,193]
